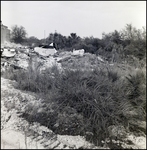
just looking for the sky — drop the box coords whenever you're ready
[1,1,146,40]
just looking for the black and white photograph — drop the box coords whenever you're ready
[1,1,146,149]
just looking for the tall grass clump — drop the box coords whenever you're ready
[124,69,146,134]
[125,69,146,111]
[52,67,131,144]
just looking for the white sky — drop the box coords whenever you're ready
[1,1,146,40]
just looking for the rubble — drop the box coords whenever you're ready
[55,51,72,62]
[34,43,57,57]
[1,41,22,49]
[1,48,16,58]
[34,47,57,57]
[1,44,62,72]
[39,56,62,72]
[72,49,85,56]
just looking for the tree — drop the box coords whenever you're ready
[121,24,146,60]
[11,25,27,44]
[70,33,81,46]
[53,32,65,49]
[46,33,54,44]
[27,36,41,47]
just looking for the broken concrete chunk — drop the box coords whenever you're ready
[72,49,85,56]
[1,48,16,58]
[34,47,57,57]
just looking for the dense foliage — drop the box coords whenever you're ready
[25,24,146,64]
[11,23,145,65]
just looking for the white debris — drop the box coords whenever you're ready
[10,49,15,52]
[34,47,57,57]
[97,56,104,62]
[1,48,16,57]
[72,49,85,56]
[49,43,54,46]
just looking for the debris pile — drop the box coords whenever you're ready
[1,43,62,73]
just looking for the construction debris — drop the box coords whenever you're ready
[34,47,57,57]
[72,49,85,56]
[1,48,16,58]
[34,43,57,57]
